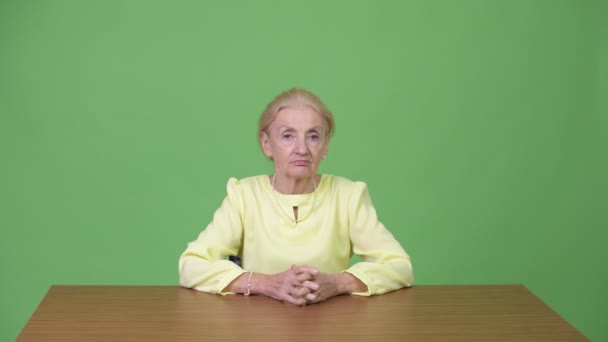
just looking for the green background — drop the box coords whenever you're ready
[1,0,606,340]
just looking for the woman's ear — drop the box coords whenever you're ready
[260,131,272,158]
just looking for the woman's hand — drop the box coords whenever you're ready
[261,265,339,305]
[228,265,367,306]
[304,270,368,304]
[268,266,368,305]
[303,271,340,304]
[263,265,320,306]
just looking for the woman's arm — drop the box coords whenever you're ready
[344,182,414,295]
[179,178,246,294]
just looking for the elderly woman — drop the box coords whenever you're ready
[179,88,413,305]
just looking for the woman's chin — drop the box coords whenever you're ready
[286,168,315,179]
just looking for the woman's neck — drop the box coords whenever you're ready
[272,174,318,194]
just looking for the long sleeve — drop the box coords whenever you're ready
[178,178,246,294]
[344,182,414,296]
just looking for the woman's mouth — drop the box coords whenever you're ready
[292,160,310,166]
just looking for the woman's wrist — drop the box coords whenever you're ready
[225,272,268,296]
[249,272,276,297]
[335,272,367,294]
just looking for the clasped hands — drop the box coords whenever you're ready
[269,264,340,306]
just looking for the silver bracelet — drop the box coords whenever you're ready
[244,271,253,296]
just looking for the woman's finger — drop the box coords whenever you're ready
[291,265,319,277]
[305,292,318,302]
[295,272,314,283]
[283,292,307,306]
[300,280,319,291]
[291,286,311,297]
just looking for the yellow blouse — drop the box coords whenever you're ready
[179,174,413,296]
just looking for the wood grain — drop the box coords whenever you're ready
[16,285,588,341]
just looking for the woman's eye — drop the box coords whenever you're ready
[308,134,320,142]
[281,133,294,140]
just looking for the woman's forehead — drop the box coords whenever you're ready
[272,106,325,127]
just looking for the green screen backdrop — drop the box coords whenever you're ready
[1,1,606,341]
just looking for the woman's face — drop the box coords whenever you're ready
[260,106,329,181]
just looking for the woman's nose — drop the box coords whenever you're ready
[294,137,308,154]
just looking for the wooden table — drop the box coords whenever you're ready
[16,285,588,341]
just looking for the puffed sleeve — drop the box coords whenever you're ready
[178,178,246,295]
[344,182,414,296]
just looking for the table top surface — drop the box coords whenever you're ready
[16,284,588,341]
